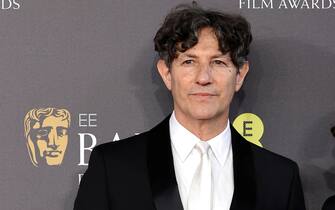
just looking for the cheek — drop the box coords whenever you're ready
[171,73,192,94]
[36,140,47,149]
[217,76,237,98]
[222,74,237,89]
[220,75,231,83]
[36,140,47,156]
[58,137,68,150]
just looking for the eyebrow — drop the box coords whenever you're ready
[212,54,230,59]
[180,53,229,59]
[38,126,52,130]
[57,126,68,130]
[181,53,198,58]
[39,126,68,130]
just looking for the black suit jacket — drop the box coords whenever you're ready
[74,116,306,210]
[322,195,335,210]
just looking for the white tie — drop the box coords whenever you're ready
[187,141,212,210]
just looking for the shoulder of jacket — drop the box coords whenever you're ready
[248,141,299,170]
[92,130,150,154]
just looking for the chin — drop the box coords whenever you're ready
[46,158,63,166]
[189,110,219,121]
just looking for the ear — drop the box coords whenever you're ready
[157,59,172,90]
[235,61,249,92]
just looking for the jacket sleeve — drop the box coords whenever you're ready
[287,162,306,210]
[74,146,110,210]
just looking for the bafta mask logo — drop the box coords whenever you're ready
[24,108,71,167]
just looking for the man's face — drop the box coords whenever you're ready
[29,116,69,166]
[157,27,249,124]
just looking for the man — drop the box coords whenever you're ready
[321,126,335,210]
[24,107,70,167]
[74,4,306,210]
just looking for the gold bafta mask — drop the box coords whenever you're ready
[24,108,71,167]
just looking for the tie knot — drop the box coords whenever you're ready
[195,141,210,155]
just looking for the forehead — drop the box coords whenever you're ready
[41,116,69,128]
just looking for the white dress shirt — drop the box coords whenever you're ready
[169,112,234,210]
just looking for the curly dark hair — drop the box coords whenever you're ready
[154,3,252,69]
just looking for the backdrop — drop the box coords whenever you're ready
[0,0,334,209]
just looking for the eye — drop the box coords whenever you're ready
[212,60,227,66]
[182,59,194,65]
[36,129,49,138]
[57,128,68,137]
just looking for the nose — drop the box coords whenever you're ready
[196,64,212,86]
[47,129,59,150]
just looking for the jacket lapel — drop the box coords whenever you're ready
[146,115,184,210]
[230,125,257,210]
[146,117,256,210]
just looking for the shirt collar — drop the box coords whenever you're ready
[169,111,231,165]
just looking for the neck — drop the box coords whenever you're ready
[174,111,229,141]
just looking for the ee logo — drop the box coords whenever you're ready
[233,113,264,147]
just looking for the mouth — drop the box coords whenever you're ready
[190,92,218,98]
[44,150,62,157]
[192,93,216,96]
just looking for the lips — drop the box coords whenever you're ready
[44,150,62,157]
[192,93,215,96]
[190,92,218,97]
